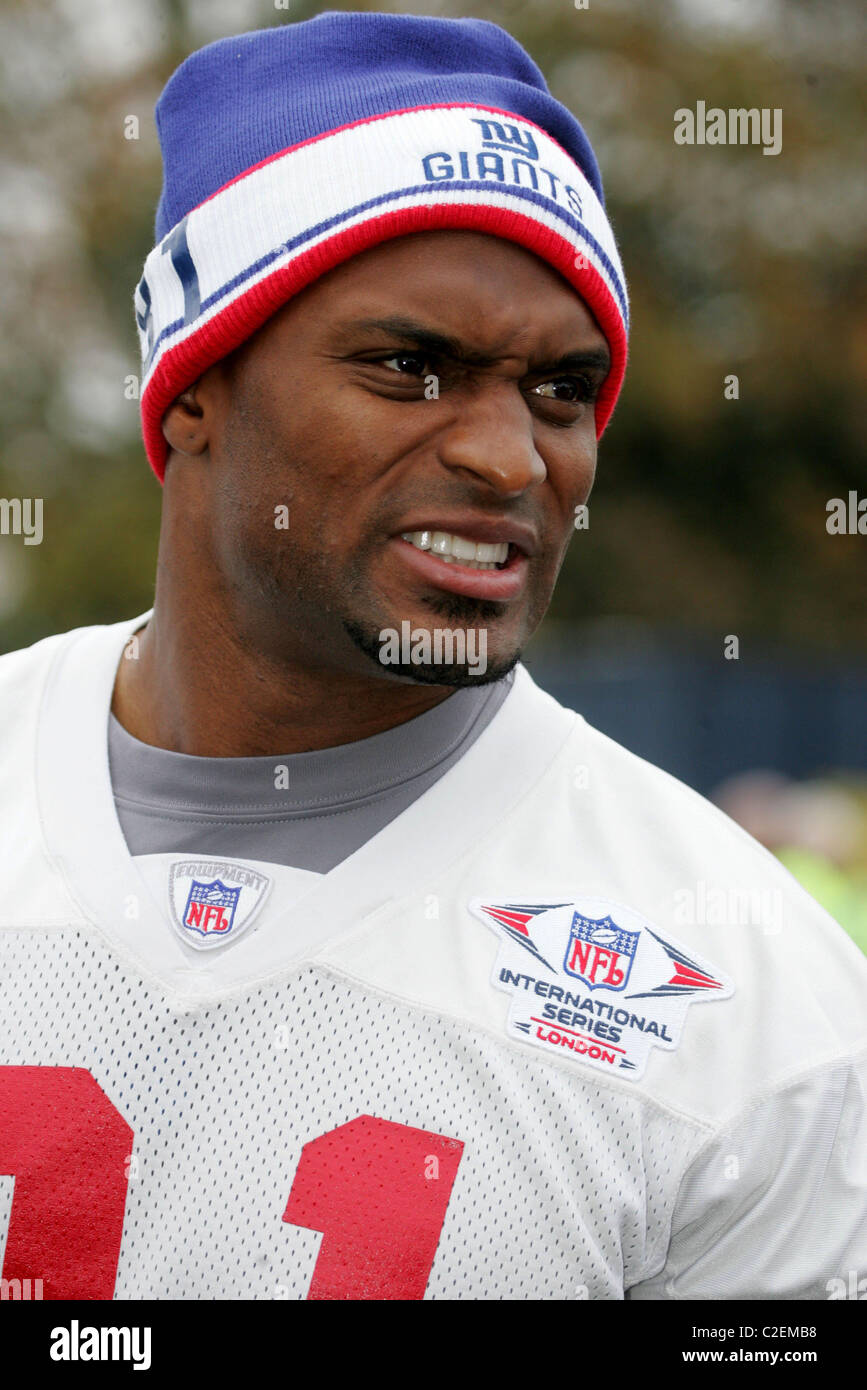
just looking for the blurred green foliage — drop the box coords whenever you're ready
[0,0,864,654]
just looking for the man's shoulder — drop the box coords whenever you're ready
[412,671,867,1120]
[0,625,87,774]
[0,614,144,711]
[541,684,838,895]
[0,624,90,925]
[1,614,121,678]
[0,624,73,687]
[0,616,145,925]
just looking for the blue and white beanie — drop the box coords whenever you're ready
[136,10,629,481]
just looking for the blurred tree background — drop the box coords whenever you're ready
[0,0,863,653]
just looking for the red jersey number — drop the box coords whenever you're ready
[0,1068,464,1300]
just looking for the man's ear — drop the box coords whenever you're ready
[161,383,208,456]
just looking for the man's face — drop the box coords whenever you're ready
[182,230,609,686]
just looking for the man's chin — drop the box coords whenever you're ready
[342,616,522,688]
[374,658,519,688]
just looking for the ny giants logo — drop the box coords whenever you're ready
[421,116,585,221]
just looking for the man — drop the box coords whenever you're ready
[0,11,864,1301]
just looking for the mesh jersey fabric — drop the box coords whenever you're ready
[0,930,701,1299]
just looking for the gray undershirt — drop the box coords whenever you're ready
[108,673,514,873]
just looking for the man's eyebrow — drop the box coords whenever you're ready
[342,316,611,375]
[543,347,611,376]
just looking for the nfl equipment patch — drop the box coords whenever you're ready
[470,897,734,1080]
[168,859,272,951]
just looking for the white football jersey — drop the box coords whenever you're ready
[0,613,864,1300]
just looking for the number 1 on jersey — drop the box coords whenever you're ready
[283,1115,465,1300]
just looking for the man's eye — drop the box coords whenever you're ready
[530,375,595,403]
[381,353,431,376]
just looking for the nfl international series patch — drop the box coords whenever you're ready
[168,860,272,951]
[470,897,734,1080]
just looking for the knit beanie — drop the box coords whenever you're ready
[135,10,629,481]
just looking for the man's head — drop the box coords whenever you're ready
[161,228,609,685]
[136,12,628,689]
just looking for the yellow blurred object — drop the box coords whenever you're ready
[776,846,867,955]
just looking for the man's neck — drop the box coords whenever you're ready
[111,612,454,758]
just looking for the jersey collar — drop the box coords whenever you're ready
[35,613,576,1003]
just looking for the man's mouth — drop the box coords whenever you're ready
[388,524,531,601]
[399,530,510,571]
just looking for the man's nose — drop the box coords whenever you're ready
[436,382,547,498]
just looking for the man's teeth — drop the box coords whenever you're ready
[400,530,510,570]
